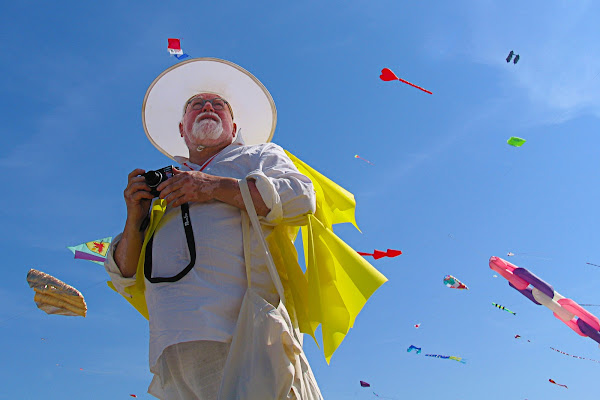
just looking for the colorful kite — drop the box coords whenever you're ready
[26,269,87,317]
[549,379,567,389]
[550,347,600,363]
[407,345,422,354]
[68,237,112,265]
[354,154,374,165]
[514,334,530,342]
[359,381,370,387]
[380,68,432,94]
[492,302,516,315]
[167,38,190,60]
[167,38,183,55]
[414,323,421,328]
[506,50,520,64]
[443,275,469,290]
[507,137,526,147]
[490,256,600,346]
[424,354,466,364]
[357,249,402,260]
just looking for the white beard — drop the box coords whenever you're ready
[190,117,223,141]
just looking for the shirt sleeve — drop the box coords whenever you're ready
[104,233,136,297]
[245,143,316,225]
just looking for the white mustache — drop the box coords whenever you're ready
[195,112,221,123]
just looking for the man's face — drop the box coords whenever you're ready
[179,93,236,149]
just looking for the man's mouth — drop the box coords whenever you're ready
[197,113,220,123]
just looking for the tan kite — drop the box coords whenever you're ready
[26,269,87,317]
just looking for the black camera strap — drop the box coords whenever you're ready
[144,203,197,283]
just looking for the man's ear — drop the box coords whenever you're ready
[232,122,237,138]
[179,122,184,137]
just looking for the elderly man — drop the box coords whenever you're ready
[104,59,317,399]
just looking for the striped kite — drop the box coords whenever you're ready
[27,269,87,317]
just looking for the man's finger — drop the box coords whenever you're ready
[132,190,155,202]
[128,181,152,193]
[158,175,186,196]
[128,168,146,179]
[165,189,185,206]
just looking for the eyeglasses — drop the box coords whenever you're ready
[185,97,234,119]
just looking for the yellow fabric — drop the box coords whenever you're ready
[108,153,387,363]
[284,151,387,363]
[107,199,167,320]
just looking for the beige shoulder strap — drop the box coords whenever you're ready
[238,179,286,303]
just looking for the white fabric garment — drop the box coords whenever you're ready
[148,340,230,400]
[104,141,316,372]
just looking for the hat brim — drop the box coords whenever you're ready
[142,58,277,160]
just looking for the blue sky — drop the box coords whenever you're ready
[1,1,600,398]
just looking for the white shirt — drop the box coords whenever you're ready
[104,141,316,368]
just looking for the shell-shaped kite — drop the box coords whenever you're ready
[443,275,469,290]
[26,269,87,317]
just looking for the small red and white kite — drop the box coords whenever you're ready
[380,68,432,95]
[414,323,421,328]
[167,38,183,55]
[358,249,402,260]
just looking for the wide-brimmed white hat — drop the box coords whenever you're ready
[142,58,277,160]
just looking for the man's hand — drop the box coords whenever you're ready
[123,168,154,226]
[157,169,218,207]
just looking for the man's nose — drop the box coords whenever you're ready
[201,101,215,113]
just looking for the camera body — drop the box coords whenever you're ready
[143,165,175,197]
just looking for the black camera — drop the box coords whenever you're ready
[143,165,175,197]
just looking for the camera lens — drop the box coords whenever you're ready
[144,171,163,188]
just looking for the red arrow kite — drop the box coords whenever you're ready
[380,68,432,94]
[358,249,402,260]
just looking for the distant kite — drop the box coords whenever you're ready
[407,345,422,354]
[167,38,183,55]
[358,249,402,260]
[586,262,600,268]
[167,38,190,60]
[549,379,567,389]
[414,323,421,328]
[380,68,432,95]
[354,154,374,165]
[550,347,600,363]
[26,269,87,317]
[360,382,398,399]
[507,252,515,256]
[444,275,469,290]
[492,302,516,315]
[424,354,466,364]
[514,334,530,342]
[507,137,526,147]
[68,237,112,265]
[506,51,520,64]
